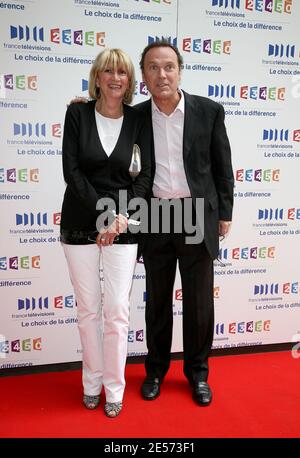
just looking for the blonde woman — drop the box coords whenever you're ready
[60,49,151,417]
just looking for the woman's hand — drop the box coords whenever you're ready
[96,214,128,246]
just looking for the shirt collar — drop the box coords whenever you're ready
[151,89,185,117]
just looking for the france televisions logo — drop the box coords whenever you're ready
[148,36,177,46]
[15,212,61,226]
[215,320,271,335]
[18,295,75,311]
[215,323,225,335]
[182,37,231,55]
[1,74,37,92]
[128,329,144,342]
[228,320,271,333]
[218,245,275,260]
[128,331,134,343]
[208,84,285,101]
[268,43,297,58]
[10,25,44,42]
[254,282,298,295]
[0,167,39,184]
[13,123,61,138]
[53,295,76,309]
[211,0,292,14]
[135,81,148,97]
[0,337,42,355]
[9,25,106,47]
[235,168,280,182]
[136,329,144,342]
[81,79,88,92]
[262,129,300,142]
[258,208,300,220]
[0,255,40,271]
[175,289,182,300]
[18,297,49,311]
[137,255,144,264]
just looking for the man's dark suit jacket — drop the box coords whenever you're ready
[135,90,234,260]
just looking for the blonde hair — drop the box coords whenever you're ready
[89,48,136,104]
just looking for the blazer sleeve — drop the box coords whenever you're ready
[62,104,99,217]
[210,104,234,221]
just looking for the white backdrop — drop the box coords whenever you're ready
[0,0,299,369]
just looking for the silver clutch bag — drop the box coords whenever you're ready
[129,144,141,178]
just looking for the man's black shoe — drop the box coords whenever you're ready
[141,377,161,400]
[192,381,212,406]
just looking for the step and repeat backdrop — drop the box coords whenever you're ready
[0,0,299,369]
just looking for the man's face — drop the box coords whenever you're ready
[142,46,181,101]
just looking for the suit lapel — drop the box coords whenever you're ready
[182,91,201,161]
[139,99,156,182]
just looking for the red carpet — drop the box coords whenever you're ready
[0,351,299,438]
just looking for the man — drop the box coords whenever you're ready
[135,40,234,406]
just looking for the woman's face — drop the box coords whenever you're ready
[96,64,129,102]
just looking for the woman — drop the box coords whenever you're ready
[60,48,151,417]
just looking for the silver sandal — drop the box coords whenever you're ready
[83,394,100,410]
[104,401,123,417]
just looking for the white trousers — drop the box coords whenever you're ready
[63,243,137,403]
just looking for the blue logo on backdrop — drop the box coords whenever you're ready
[82,79,88,91]
[16,212,47,226]
[254,283,279,295]
[258,208,284,220]
[208,84,236,98]
[254,282,298,295]
[14,123,46,137]
[12,122,61,139]
[10,25,44,42]
[215,323,225,335]
[148,36,177,46]
[263,129,289,141]
[212,0,240,7]
[258,208,300,220]
[268,44,295,58]
[18,297,49,311]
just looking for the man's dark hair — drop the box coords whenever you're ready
[139,39,183,71]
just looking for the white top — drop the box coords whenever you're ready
[95,108,123,157]
[151,90,191,199]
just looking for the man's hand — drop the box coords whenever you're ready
[219,220,232,237]
[68,97,88,106]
